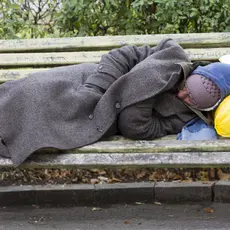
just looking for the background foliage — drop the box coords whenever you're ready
[0,0,229,39]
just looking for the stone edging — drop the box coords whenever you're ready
[0,181,229,206]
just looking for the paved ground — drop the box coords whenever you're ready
[0,203,230,230]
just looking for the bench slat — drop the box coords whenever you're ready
[0,51,107,67]
[1,151,230,168]
[35,140,230,154]
[0,48,229,68]
[0,68,47,82]
[0,33,229,53]
[2,139,230,168]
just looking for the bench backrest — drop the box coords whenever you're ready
[0,32,229,83]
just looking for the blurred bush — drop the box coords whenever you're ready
[0,0,229,39]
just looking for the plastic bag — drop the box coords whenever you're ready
[219,54,230,64]
[214,95,230,137]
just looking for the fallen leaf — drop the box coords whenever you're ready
[167,172,182,180]
[111,177,121,183]
[98,176,108,182]
[123,169,134,177]
[204,207,214,213]
[90,178,99,184]
[217,169,230,180]
[149,170,166,181]
[82,178,89,183]
[181,179,193,183]
[135,202,143,205]
[89,168,101,173]
[202,181,210,184]
[198,171,209,181]
[71,177,78,182]
[209,168,216,180]
[154,202,162,205]
[92,207,102,211]
[184,171,191,178]
[124,220,131,224]
[98,170,107,175]
[136,170,147,179]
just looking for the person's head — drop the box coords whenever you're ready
[178,62,230,111]
[177,74,221,111]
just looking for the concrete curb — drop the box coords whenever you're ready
[0,181,229,206]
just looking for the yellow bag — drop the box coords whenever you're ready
[214,95,230,137]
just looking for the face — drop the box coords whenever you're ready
[177,87,195,106]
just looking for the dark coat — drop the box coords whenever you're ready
[0,39,197,165]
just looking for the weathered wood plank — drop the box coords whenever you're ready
[0,51,107,67]
[0,48,229,68]
[1,151,230,168]
[0,68,47,82]
[186,48,230,61]
[0,33,229,53]
[34,140,230,154]
[1,140,230,168]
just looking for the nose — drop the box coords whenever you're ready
[177,87,194,105]
[177,88,187,99]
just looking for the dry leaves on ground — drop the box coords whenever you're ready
[0,167,228,186]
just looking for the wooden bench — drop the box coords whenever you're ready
[0,32,230,169]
